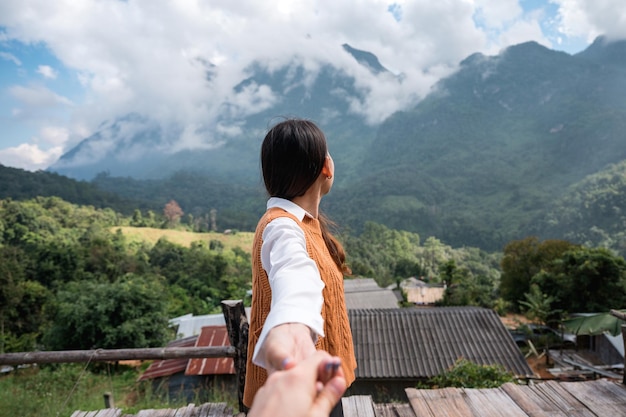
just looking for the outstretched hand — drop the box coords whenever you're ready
[248,350,347,417]
[259,322,317,374]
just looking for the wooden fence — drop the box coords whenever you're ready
[0,300,250,413]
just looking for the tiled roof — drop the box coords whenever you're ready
[349,307,533,379]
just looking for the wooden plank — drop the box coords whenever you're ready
[97,409,122,417]
[404,388,437,417]
[374,403,416,417]
[405,387,474,417]
[559,380,626,417]
[342,395,377,417]
[534,381,596,417]
[560,358,622,379]
[135,408,174,416]
[463,387,528,417]
[501,382,570,416]
[172,403,195,417]
[196,403,230,417]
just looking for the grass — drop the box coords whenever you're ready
[0,363,238,417]
[112,226,253,253]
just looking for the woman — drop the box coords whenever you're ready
[243,119,356,410]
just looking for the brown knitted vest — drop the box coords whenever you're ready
[243,207,356,407]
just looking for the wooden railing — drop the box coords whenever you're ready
[0,300,250,413]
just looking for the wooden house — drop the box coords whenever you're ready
[398,277,446,306]
[343,277,399,309]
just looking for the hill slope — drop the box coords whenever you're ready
[330,38,626,250]
[37,36,626,254]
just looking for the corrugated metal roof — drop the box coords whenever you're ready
[344,278,399,309]
[170,308,251,339]
[139,326,235,381]
[349,307,533,379]
[138,336,197,381]
[186,326,235,375]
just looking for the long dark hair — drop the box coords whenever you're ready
[261,119,350,274]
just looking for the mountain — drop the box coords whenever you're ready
[48,36,626,254]
[0,164,137,212]
[49,44,386,184]
[330,38,626,250]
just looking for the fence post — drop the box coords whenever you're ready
[221,300,249,414]
[622,324,626,385]
[103,392,114,408]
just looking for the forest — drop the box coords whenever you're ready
[2,195,626,355]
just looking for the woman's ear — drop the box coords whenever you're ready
[321,156,333,179]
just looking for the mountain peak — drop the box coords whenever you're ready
[342,44,388,75]
[576,35,626,67]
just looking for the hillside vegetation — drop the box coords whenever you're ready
[40,37,626,256]
[1,196,506,355]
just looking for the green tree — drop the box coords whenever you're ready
[438,260,495,308]
[519,283,556,324]
[500,237,576,311]
[44,273,170,350]
[0,247,25,353]
[532,247,626,315]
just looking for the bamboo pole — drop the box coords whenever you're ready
[0,346,236,366]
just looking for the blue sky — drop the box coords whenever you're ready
[0,0,624,171]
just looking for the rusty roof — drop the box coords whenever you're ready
[186,326,234,375]
[139,326,234,381]
[137,336,196,381]
[349,307,534,379]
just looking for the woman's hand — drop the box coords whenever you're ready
[248,351,346,417]
[259,322,317,374]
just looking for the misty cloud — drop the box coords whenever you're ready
[0,0,625,171]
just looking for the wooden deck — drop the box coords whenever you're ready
[71,403,239,417]
[73,378,626,417]
[376,378,626,417]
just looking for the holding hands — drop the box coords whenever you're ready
[248,350,347,417]
[258,322,318,374]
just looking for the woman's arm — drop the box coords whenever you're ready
[253,217,325,372]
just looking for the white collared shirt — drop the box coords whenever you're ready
[252,197,325,368]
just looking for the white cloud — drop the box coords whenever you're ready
[0,51,21,65]
[39,126,69,146]
[0,143,63,171]
[553,0,626,42]
[37,64,57,79]
[0,0,624,171]
[9,85,73,108]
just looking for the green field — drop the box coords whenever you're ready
[112,226,254,253]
